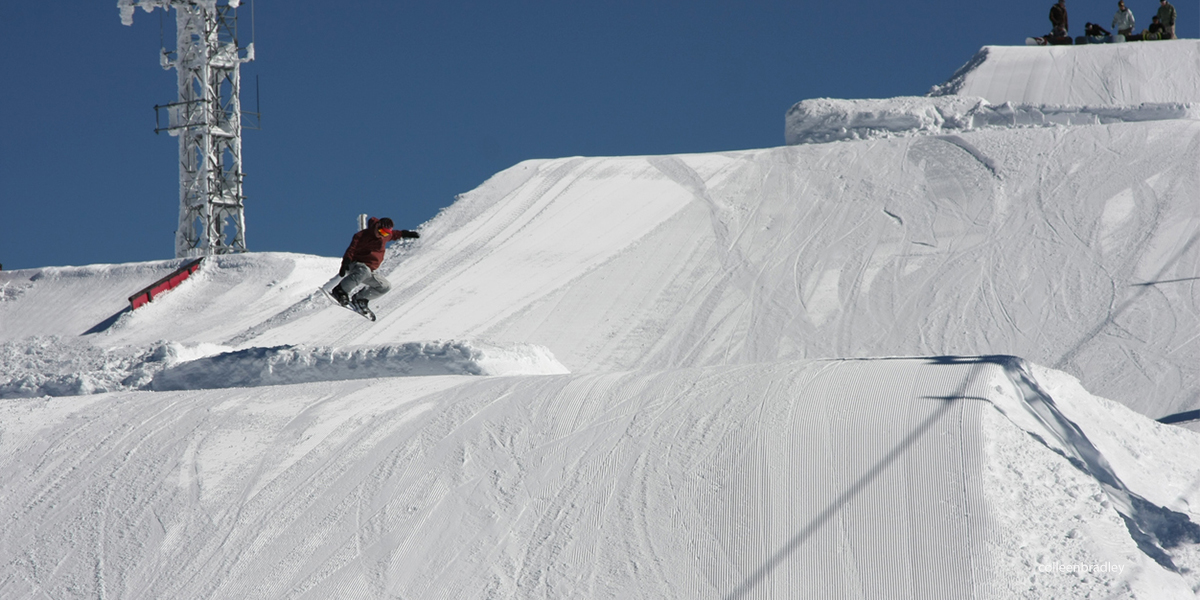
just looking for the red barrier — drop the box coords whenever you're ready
[129,257,204,310]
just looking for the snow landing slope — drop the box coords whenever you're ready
[5,357,1200,598]
[2,41,1200,598]
[254,123,1196,420]
[9,126,1198,418]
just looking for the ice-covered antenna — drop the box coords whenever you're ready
[119,0,255,258]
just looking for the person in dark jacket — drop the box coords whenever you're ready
[1157,0,1177,39]
[332,217,420,311]
[1082,22,1112,42]
[1138,15,1167,39]
[1050,0,1069,34]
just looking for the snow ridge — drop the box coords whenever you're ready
[0,337,174,398]
[968,356,1200,572]
[150,340,569,390]
[785,95,1200,144]
[927,46,991,97]
[0,338,567,398]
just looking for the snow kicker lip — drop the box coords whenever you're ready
[148,341,570,391]
[784,95,1200,145]
[929,354,1200,572]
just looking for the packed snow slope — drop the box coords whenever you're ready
[103,120,1199,419]
[5,356,1200,598]
[3,46,1197,418]
[6,119,1198,418]
[931,39,1200,105]
[3,39,1200,599]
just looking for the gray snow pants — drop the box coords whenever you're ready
[337,262,391,302]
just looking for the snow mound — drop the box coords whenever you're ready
[149,340,569,391]
[0,337,232,399]
[9,122,1196,417]
[929,41,1200,106]
[980,357,1200,597]
[5,357,1200,598]
[0,337,152,398]
[785,95,1200,144]
[962,356,1200,578]
[0,338,566,397]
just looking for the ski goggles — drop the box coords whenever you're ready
[379,227,393,237]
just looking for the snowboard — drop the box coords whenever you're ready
[320,287,376,321]
[1028,34,1073,45]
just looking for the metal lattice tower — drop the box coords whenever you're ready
[120,0,255,258]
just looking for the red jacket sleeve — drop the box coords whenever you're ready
[341,230,365,269]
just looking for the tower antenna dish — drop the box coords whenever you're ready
[120,0,256,258]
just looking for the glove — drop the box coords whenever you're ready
[398,230,420,239]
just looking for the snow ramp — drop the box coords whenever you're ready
[3,357,1197,598]
[4,121,1199,418]
[234,121,1200,418]
[930,40,1200,105]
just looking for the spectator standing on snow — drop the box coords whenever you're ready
[1050,0,1069,34]
[332,217,420,314]
[1157,0,1176,39]
[1112,1,1135,36]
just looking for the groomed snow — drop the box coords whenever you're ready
[3,357,1198,597]
[3,31,1200,599]
[930,40,1200,105]
[2,357,1190,597]
[236,122,1194,419]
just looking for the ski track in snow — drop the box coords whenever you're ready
[1,360,993,598]
[4,358,1199,597]
[6,123,1196,417]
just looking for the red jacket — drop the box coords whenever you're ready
[341,218,418,271]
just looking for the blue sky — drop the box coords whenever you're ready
[2,0,1194,270]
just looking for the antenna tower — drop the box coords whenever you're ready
[120,0,256,258]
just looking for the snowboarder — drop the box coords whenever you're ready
[331,217,419,318]
[1138,15,1167,40]
[1112,1,1135,37]
[1157,0,1176,39]
[1080,22,1113,43]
